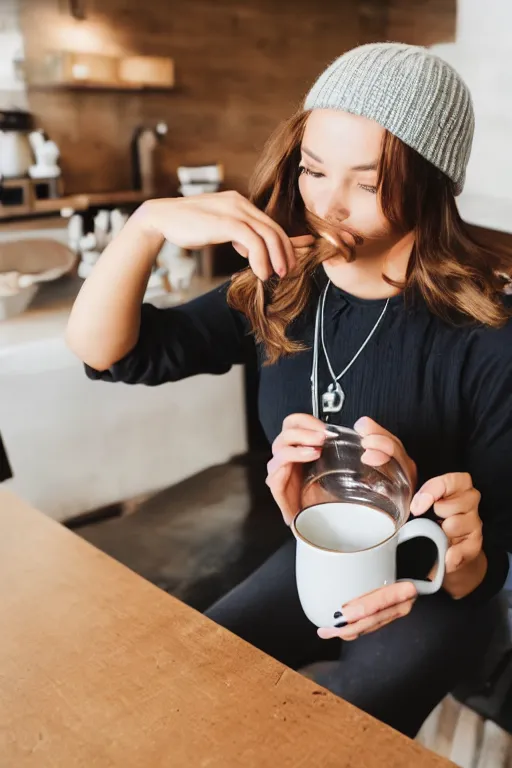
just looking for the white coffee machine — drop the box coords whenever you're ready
[0,110,34,179]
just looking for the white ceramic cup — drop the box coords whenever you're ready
[291,501,449,628]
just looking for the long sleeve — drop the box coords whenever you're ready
[85,282,251,386]
[461,311,512,601]
[0,431,12,482]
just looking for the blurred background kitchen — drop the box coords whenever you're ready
[0,1,511,763]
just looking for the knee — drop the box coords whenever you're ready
[311,662,433,739]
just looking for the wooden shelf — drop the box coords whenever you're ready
[0,190,154,223]
[27,82,175,93]
[33,190,150,213]
[24,53,175,93]
[33,195,90,214]
[0,216,67,232]
[85,190,152,206]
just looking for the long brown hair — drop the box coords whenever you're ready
[227,111,512,365]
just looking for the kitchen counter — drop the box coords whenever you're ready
[0,273,246,522]
[0,275,82,350]
[0,273,225,351]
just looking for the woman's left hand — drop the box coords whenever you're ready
[318,417,487,641]
[410,471,486,600]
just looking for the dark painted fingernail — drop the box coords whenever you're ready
[333,611,343,619]
[335,620,348,628]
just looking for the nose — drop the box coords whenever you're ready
[314,185,350,223]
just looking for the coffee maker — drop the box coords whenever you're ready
[0,110,34,179]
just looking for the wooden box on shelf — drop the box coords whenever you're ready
[25,51,118,88]
[31,177,64,202]
[25,51,175,91]
[0,179,33,219]
[118,56,175,89]
[0,177,65,219]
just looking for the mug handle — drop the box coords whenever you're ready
[396,518,449,595]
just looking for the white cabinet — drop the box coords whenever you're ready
[0,271,247,522]
[0,338,246,521]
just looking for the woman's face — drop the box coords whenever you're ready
[298,109,396,254]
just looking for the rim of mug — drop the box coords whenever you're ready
[291,501,401,554]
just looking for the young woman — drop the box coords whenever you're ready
[67,43,512,737]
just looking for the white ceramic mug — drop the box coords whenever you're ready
[291,501,449,628]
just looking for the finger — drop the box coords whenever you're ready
[359,613,406,637]
[445,535,483,573]
[354,417,403,443]
[222,190,296,272]
[225,218,273,281]
[340,581,417,623]
[234,198,297,272]
[290,235,315,249]
[360,449,391,467]
[360,433,404,460]
[264,464,296,525]
[318,598,415,640]
[355,418,416,484]
[266,445,322,477]
[434,489,481,521]
[342,599,416,640]
[233,236,289,277]
[361,448,416,488]
[441,505,481,540]
[272,427,328,455]
[411,473,475,517]
[360,434,411,475]
[244,215,292,278]
[265,461,292,491]
[282,413,328,433]
[360,433,398,454]
[232,241,249,258]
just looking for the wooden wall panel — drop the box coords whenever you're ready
[19,0,387,195]
[18,0,457,197]
[386,0,456,47]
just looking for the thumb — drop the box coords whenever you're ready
[290,235,315,248]
[266,464,297,525]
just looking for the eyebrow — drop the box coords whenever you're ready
[301,147,378,172]
[301,147,324,163]
[351,161,378,171]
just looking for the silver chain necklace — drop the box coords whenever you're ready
[310,280,389,420]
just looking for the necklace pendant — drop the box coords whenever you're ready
[321,381,345,415]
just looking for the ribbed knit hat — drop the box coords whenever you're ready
[304,43,474,195]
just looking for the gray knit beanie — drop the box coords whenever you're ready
[304,43,474,195]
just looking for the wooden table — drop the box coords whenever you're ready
[0,490,455,767]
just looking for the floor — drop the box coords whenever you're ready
[73,454,512,767]
[73,454,288,613]
[418,697,512,767]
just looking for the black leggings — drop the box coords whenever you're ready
[205,537,499,738]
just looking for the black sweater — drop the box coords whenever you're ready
[86,275,512,601]
[0,431,12,482]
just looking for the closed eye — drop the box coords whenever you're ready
[359,183,377,194]
[299,165,324,179]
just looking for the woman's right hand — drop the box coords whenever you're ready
[136,192,313,281]
[266,414,333,525]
